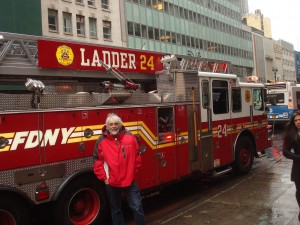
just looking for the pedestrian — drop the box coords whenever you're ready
[282,110,300,221]
[93,113,146,225]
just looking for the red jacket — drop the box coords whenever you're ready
[93,125,141,187]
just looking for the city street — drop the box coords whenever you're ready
[131,131,300,225]
[34,130,300,225]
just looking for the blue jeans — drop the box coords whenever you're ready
[105,181,146,225]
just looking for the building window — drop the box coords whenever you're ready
[154,28,160,41]
[134,23,141,37]
[140,0,146,6]
[76,15,85,36]
[146,0,152,8]
[63,12,72,34]
[101,0,109,10]
[103,20,111,39]
[127,22,134,35]
[148,27,154,39]
[48,9,58,31]
[88,0,95,6]
[171,32,176,44]
[89,17,97,38]
[75,0,84,4]
[141,25,147,38]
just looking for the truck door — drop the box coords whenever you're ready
[135,107,159,190]
[157,107,176,184]
[252,88,268,151]
[199,78,233,171]
[199,79,214,172]
[211,79,232,166]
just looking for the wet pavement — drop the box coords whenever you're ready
[145,133,300,225]
[35,130,299,225]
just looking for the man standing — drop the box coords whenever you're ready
[93,113,146,225]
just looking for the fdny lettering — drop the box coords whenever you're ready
[80,48,136,69]
[10,127,75,150]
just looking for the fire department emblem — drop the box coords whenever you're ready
[245,90,251,103]
[56,45,74,66]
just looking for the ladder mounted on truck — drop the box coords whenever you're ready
[98,59,140,92]
[160,54,232,74]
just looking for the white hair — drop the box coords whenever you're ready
[105,113,123,128]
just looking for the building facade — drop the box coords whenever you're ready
[244,9,272,39]
[0,0,256,78]
[123,0,254,78]
[41,0,123,46]
[295,51,300,83]
[273,40,296,83]
[240,0,249,17]
[252,30,266,82]
[0,0,123,47]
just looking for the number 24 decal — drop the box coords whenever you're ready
[140,55,154,70]
[217,124,227,138]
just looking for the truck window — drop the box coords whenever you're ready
[158,107,174,143]
[253,89,263,111]
[212,80,228,114]
[232,88,241,112]
[201,80,209,108]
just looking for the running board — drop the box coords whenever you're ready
[212,167,232,177]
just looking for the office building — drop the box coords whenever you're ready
[0,0,123,47]
[123,0,254,77]
[244,9,272,39]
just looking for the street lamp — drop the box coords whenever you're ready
[272,67,278,83]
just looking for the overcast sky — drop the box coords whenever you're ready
[248,0,300,51]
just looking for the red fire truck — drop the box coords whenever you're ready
[0,33,271,225]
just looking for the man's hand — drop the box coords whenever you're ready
[104,179,109,185]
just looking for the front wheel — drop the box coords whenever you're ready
[54,174,110,225]
[232,136,254,175]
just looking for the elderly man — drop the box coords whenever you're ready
[93,113,145,225]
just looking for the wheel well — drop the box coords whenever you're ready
[0,189,33,208]
[51,169,99,201]
[234,130,257,158]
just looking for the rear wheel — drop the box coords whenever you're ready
[232,136,254,174]
[54,174,110,225]
[0,194,31,225]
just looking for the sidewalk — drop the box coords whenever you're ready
[148,143,299,225]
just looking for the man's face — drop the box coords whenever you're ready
[107,119,120,135]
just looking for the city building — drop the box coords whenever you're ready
[295,51,300,83]
[0,0,123,47]
[240,0,249,17]
[263,37,275,82]
[273,40,296,83]
[1,0,257,79]
[244,9,272,39]
[244,8,297,83]
[251,28,267,82]
[123,0,254,78]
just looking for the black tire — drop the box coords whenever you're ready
[0,193,31,225]
[232,136,254,175]
[54,174,110,225]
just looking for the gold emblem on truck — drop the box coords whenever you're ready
[56,45,74,66]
